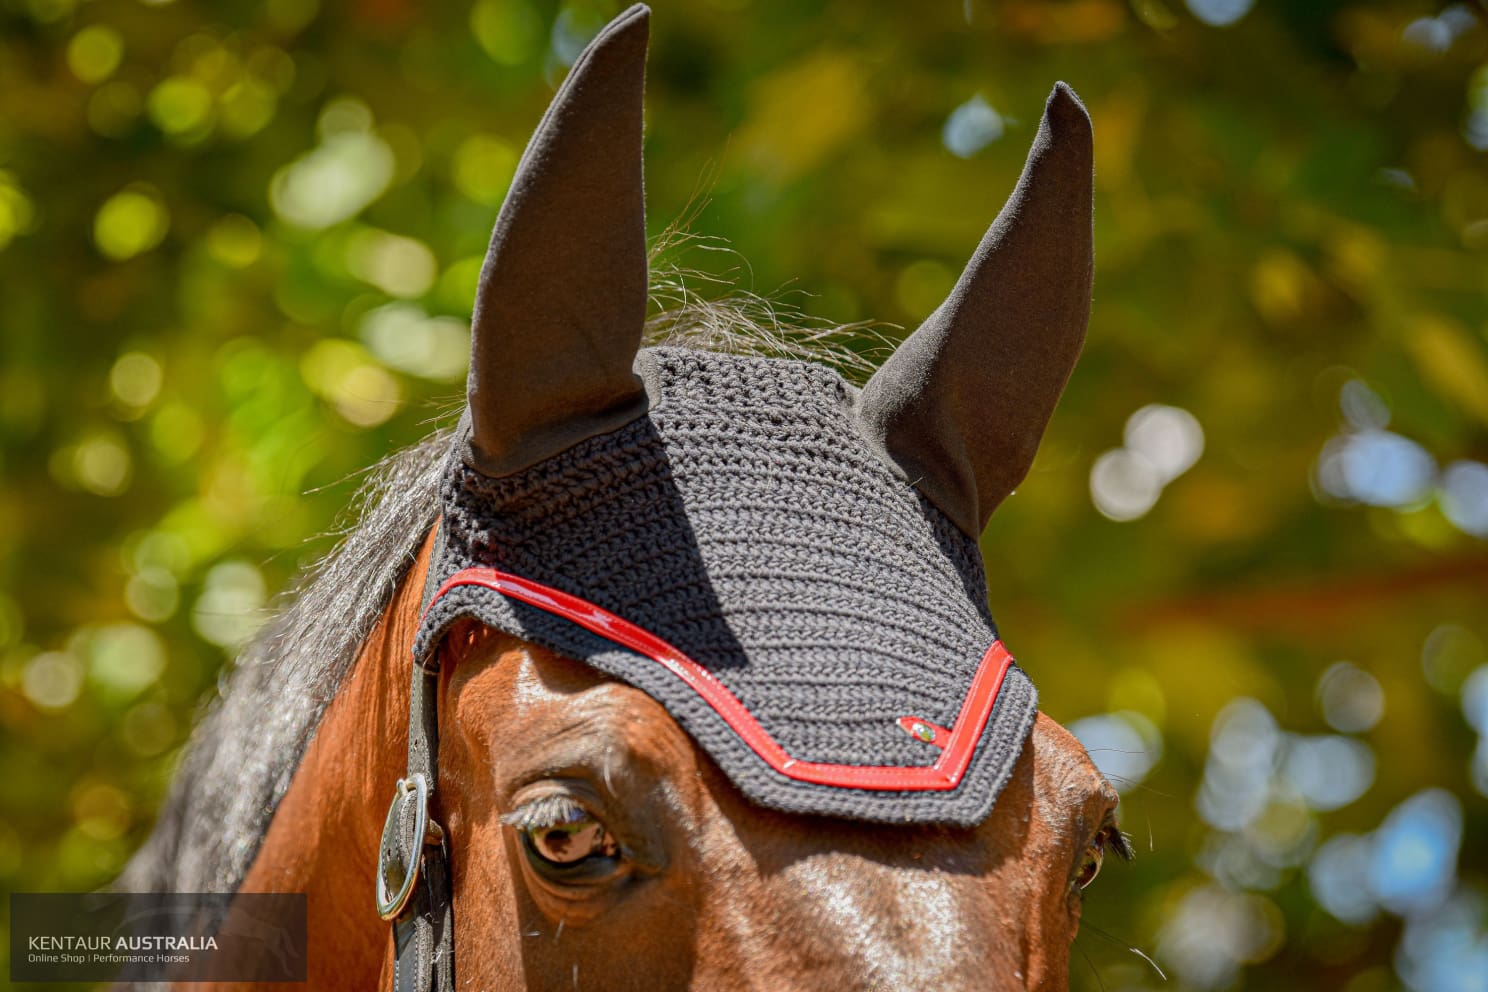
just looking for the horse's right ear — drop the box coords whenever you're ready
[462,4,651,477]
[857,83,1094,537]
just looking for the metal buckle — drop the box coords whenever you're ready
[376,773,445,921]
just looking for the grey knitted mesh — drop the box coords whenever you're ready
[415,346,1038,825]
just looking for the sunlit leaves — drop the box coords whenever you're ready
[1402,315,1488,427]
[299,339,403,427]
[190,560,267,651]
[470,0,542,65]
[148,403,206,463]
[359,304,470,382]
[345,228,438,298]
[270,133,396,229]
[451,134,519,206]
[87,82,143,138]
[0,172,35,252]
[1422,625,1486,696]
[737,52,870,182]
[147,76,213,137]
[65,25,123,84]
[71,781,131,842]
[51,432,134,497]
[270,100,395,229]
[264,0,319,35]
[22,652,84,711]
[82,624,167,702]
[205,215,263,269]
[893,259,955,320]
[93,187,168,260]
[109,353,164,413]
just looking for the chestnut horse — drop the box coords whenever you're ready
[122,6,1128,990]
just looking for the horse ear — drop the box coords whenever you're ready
[463,4,651,476]
[856,82,1094,536]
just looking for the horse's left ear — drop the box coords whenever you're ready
[462,4,651,477]
[857,82,1094,537]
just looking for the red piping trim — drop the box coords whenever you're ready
[423,567,1014,793]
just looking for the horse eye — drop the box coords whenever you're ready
[522,810,619,867]
[1075,840,1104,890]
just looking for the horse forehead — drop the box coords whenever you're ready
[1030,713,1115,815]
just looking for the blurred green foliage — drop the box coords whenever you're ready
[2,0,1487,989]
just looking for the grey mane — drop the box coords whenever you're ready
[118,430,449,893]
[118,276,868,895]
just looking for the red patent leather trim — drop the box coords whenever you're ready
[424,567,1014,792]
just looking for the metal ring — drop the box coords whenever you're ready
[375,774,429,921]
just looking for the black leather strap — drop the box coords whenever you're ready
[388,523,454,992]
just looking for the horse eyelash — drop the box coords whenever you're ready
[500,794,590,832]
[1101,827,1136,863]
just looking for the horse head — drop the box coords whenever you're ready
[146,6,1128,990]
[419,7,1122,987]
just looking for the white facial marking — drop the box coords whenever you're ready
[785,856,973,985]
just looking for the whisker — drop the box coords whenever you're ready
[1075,940,1107,992]
[1128,945,1166,981]
[1099,774,1177,800]
[1080,921,1167,981]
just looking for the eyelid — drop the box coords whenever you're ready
[1070,814,1128,889]
[1070,833,1100,882]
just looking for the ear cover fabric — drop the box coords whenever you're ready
[464,4,651,477]
[857,83,1094,536]
[434,4,1096,826]
[421,348,1040,827]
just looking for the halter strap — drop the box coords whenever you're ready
[378,522,455,992]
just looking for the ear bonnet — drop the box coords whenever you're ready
[414,4,1093,826]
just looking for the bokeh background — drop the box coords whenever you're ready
[2,0,1487,989]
